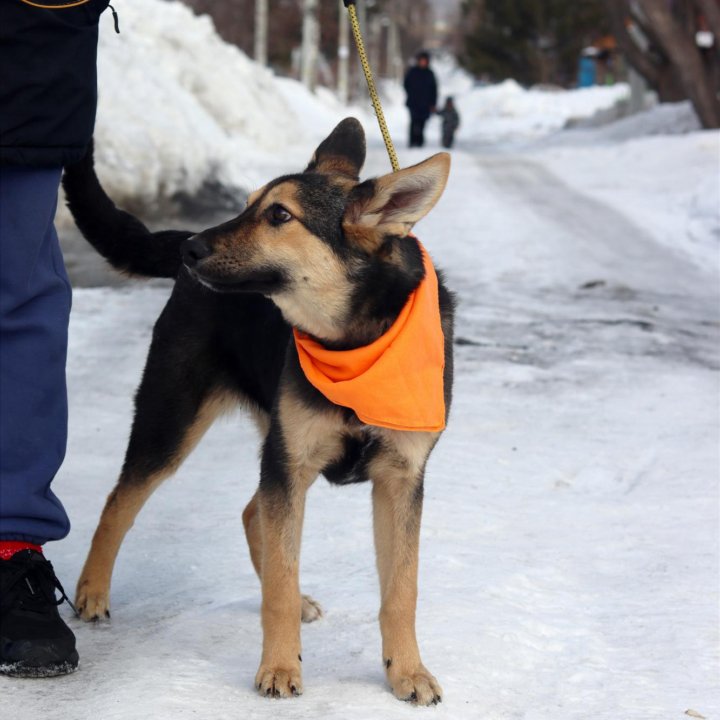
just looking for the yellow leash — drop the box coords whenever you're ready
[343,0,400,172]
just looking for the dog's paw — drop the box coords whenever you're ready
[255,664,303,698]
[75,581,111,622]
[387,663,442,706]
[301,594,322,623]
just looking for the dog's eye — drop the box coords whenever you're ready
[267,204,293,226]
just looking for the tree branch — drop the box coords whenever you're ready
[636,0,720,127]
[607,0,659,86]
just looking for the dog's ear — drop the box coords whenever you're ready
[305,117,366,179]
[343,153,450,251]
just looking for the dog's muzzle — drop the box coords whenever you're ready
[182,236,213,268]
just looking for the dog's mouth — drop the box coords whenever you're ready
[187,265,287,295]
[182,235,286,295]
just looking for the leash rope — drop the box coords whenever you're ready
[343,0,400,172]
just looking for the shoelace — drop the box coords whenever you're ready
[1,556,78,618]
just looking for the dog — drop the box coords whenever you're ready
[62,118,454,705]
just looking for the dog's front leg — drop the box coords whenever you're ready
[255,475,305,698]
[370,433,442,705]
[254,399,343,698]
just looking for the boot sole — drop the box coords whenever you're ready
[0,649,79,678]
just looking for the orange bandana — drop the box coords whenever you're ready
[293,242,446,432]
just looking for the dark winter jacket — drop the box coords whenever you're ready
[439,106,460,132]
[0,0,110,168]
[403,66,438,117]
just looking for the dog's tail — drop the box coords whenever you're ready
[62,142,192,279]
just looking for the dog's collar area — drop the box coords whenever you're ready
[293,242,446,433]
[297,318,393,353]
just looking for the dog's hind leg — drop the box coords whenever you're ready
[76,293,235,620]
[370,431,443,705]
[242,492,323,623]
[76,384,234,621]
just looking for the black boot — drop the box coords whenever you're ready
[0,549,79,677]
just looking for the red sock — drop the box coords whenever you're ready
[0,541,43,560]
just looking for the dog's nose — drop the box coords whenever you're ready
[182,236,213,267]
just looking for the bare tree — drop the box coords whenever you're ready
[179,0,431,96]
[608,0,720,128]
[384,0,433,63]
[386,16,403,83]
[337,0,350,103]
[254,0,268,66]
[301,0,319,90]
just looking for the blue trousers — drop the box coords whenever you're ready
[0,166,72,545]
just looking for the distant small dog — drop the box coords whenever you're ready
[63,118,454,705]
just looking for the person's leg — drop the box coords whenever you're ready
[416,115,428,147]
[409,113,423,147]
[0,165,78,677]
[0,165,71,546]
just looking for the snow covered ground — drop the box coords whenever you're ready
[6,3,720,719]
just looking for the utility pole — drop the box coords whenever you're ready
[337,0,350,104]
[301,0,319,92]
[254,0,268,67]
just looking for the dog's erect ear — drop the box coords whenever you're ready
[343,153,450,251]
[305,117,366,179]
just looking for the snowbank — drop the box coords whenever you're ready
[540,127,719,271]
[455,79,630,143]
[95,0,285,203]
[91,0,349,209]
[556,101,702,144]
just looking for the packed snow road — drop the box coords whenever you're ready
[447,152,718,373]
[5,141,718,720]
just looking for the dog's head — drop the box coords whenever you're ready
[183,118,450,344]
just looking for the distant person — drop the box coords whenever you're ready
[403,51,438,148]
[437,97,460,149]
[577,47,597,88]
[0,0,110,677]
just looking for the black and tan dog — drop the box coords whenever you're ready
[63,118,454,705]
